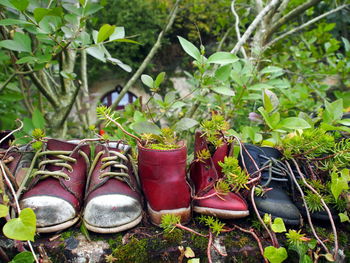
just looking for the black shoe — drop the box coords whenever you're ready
[239,144,301,225]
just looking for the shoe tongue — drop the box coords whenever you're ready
[46,139,78,151]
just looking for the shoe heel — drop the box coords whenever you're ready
[147,204,191,225]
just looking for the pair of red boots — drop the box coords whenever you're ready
[1,132,142,234]
[140,131,249,225]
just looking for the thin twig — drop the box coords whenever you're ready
[265,4,349,49]
[175,224,208,238]
[207,231,213,263]
[103,114,142,144]
[291,159,338,260]
[0,120,23,147]
[0,162,39,263]
[231,0,247,58]
[251,185,278,247]
[231,224,268,263]
[110,0,181,109]
[284,160,330,254]
[230,0,280,54]
[16,150,41,200]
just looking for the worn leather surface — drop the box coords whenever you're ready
[240,144,300,223]
[22,139,90,211]
[85,144,141,205]
[138,143,191,212]
[190,131,248,211]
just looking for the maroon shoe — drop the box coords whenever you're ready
[138,142,191,225]
[0,131,33,190]
[189,132,249,219]
[20,139,90,233]
[83,142,142,233]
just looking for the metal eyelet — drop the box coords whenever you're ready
[65,177,71,181]
[208,177,213,182]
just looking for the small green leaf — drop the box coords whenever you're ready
[323,99,343,124]
[263,213,271,224]
[0,32,31,53]
[184,247,195,258]
[16,56,37,64]
[34,8,50,22]
[83,3,103,16]
[133,121,161,135]
[277,117,311,130]
[111,38,140,44]
[86,46,105,62]
[260,66,283,75]
[109,27,125,41]
[3,208,36,241]
[177,36,201,61]
[263,246,288,263]
[0,19,31,26]
[141,74,154,89]
[323,253,334,262]
[80,221,91,242]
[174,118,198,131]
[263,89,279,113]
[107,58,132,72]
[9,251,34,263]
[97,24,116,43]
[215,65,231,81]
[32,108,45,129]
[337,119,350,126]
[154,72,165,88]
[339,212,350,223]
[9,0,28,11]
[249,83,275,91]
[331,169,349,200]
[258,107,274,129]
[271,218,286,233]
[212,86,235,96]
[0,204,9,217]
[207,52,238,65]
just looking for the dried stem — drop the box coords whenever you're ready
[231,224,267,263]
[207,231,213,263]
[251,185,278,247]
[231,0,247,58]
[291,158,338,259]
[0,162,39,263]
[103,113,142,144]
[175,224,207,238]
[0,120,23,147]
[284,160,330,254]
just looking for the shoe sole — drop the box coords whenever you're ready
[36,217,80,233]
[84,214,142,233]
[194,206,249,219]
[257,209,300,225]
[148,203,191,225]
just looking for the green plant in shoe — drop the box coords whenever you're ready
[97,105,181,150]
[218,156,249,192]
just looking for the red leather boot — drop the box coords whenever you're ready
[138,142,191,225]
[20,139,90,233]
[189,132,249,219]
[83,142,142,233]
